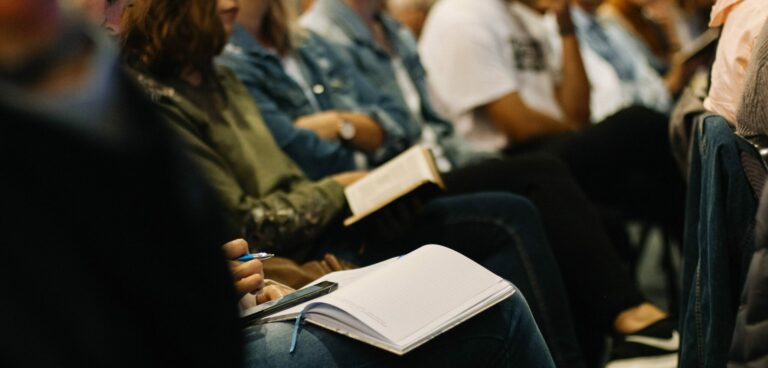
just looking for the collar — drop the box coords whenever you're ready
[709,0,744,27]
[314,0,378,47]
[571,4,597,30]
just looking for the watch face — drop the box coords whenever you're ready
[340,120,356,140]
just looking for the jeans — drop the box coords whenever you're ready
[680,116,763,368]
[507,105,685,240]
[243,291,554,368]
[443,154,644,366]
[322,193,584,367]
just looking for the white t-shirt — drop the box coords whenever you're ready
[391,56,453,172]
[419,0,563,151]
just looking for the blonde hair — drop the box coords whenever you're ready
[386,0,437,12]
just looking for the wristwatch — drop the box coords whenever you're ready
[338,119,356,141]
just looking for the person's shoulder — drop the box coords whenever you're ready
[422,0,501,48]
[732,0,768,30]
[216,64,254,97]
[219,42,251,65]
[428,0,490,24]
[125,68,179,104]
[300,30,335,52]
[300,12,353,45]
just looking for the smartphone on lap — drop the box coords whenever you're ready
[240,281,338,324]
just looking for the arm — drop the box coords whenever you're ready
[483,91,577,142]
[218,54,358,180]
[313,33,416,163]
[294,110,384,152]
[247,88,357,180]
[486,2,588,138]
[553,5,591,127]
[159,105,347,253]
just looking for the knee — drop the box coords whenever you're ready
[462,192,541,220]
[524,153,570,174]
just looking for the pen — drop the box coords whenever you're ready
[235,252,275,262]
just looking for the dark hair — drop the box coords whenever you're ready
[120,0,227,78]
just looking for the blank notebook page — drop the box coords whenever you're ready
[320,244,505,345]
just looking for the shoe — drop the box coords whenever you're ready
[605,318,679,368]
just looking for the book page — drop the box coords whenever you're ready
[261,258,398,321]
[344,146,436,216]
[320,245,508,345]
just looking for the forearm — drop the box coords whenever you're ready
[338,112,384,153]
[261,108,357,180]
[557,34,591,126]
[497,112,576,142]
[555,7,590,126]
[242,178,347,253]
[485,93,577,143]
[294,111,384,153]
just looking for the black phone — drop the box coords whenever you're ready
[240,281,338,324]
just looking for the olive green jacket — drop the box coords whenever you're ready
[133,67,347,256]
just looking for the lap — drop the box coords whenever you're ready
[242,291,554,368]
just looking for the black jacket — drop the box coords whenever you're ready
[0,71,242,367]
[729,182,768,367]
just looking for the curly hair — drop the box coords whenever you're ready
[120,0,227,78]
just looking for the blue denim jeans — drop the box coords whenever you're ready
[316,192,585,367]
[681,116,762,368]
[243,291,554,367]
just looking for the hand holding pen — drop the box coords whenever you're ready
[222,239,267,298]
[235,252,274,262]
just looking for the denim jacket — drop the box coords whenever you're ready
[681,115,763,368]
[302,0,495,170]
[217,25,412,180]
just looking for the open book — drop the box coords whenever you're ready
[256,244,515,355]
[344,145,444,226]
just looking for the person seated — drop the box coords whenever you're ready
[0,1,242,366]
[0,3,557,366]
[569,0,693,121]
[302,1,681,365]
[417,0,684,227]
[217,0,417,180]
[598,0,692,72]
[224,239,556,367]
[703,0,768,126]
[118,0,587,365]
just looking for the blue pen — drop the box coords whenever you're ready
[235,252,275,262]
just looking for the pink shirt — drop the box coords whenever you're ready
[704,0,768,124]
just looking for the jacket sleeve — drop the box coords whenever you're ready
[156,103,347,253]
[219,54,359,180]
[344,58,414,164]
[313,33,416,164]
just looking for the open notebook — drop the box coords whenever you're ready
[343,145,444,226]
[256,244,515,355]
